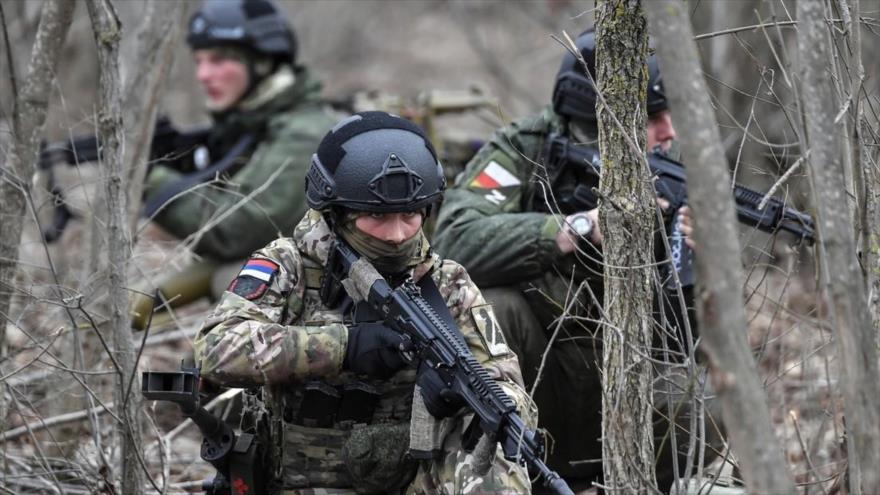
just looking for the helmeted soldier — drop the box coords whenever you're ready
[194,111,535,493]
[433,30,720,492]
[131,0,337,330]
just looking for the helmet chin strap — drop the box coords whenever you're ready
[240,57,274,101]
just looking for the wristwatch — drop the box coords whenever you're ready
[567,212,594,239]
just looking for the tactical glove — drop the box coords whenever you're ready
[417,362,465,418]
[345,322,410,379]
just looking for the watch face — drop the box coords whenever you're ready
[571,214,593,237]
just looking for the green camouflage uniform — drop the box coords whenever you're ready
[131,67,337,330]
[195,210,535,494]
[145,66,336,261]
[433,107,722,491]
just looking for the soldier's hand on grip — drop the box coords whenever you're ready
[344,323,411,379]
[417,362,465,418]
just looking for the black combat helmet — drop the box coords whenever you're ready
[187,0,297,64]
[551,29,667,124]
[307,111,445,215]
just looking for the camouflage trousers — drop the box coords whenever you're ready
[407,414,532,495]
[483,287,725,493]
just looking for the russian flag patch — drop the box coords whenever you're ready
[469,161,521,189]
[239,259,278,282]
[228,258,279,300]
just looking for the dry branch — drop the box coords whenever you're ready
[797,1,880,493]
[0,402,115,442]
[644,1,796,493]
[84,0,145,492]
[123,0,187,231]
[0,0,76,438]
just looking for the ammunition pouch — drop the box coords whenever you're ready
[342,423,417,493]
[267,372,417,490]
[291,380,382,428]
[295,381,341,428]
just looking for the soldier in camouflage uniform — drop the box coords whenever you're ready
[195,111,535,494]
[132,0,336,329]
[433,31,721,492]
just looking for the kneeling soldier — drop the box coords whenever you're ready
[195,111,535,494]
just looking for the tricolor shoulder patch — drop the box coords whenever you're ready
[469,161,521,189]
[228,258,279,300]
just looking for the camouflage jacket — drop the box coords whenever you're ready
[194,210,533,493]
[433,107,686,338]
[433,107,608,330]
[145,66,337,262]
[433,106,571,287]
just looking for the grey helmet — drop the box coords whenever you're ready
[187,0,297,64]
[551,29,667,124]
[307,112,445,216]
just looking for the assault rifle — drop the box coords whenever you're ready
[38,117,211,242]
[142,366,266,495]
[542,132,816,288]
[321,240,574,495]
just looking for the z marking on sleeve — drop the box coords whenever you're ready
[484,190,507,205]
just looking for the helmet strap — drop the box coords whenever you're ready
[239,53,275,101]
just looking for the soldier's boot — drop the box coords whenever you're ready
[130,260,218,331]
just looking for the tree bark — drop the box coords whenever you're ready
[844,0,880,346]
[644,2,796,493]
[797,1,880,493]
[595,1,657,492]
[85,0,144,493]
[0,0,75,434]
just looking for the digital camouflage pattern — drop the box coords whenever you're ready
[432,106,569,286]
[432,106,603,330]
[195,209,534,493]
[145,66,337,261]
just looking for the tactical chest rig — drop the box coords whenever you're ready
[264,258,438,492]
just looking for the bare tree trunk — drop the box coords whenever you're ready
[594,1,656,492]
[0,0,75,434]
[644,2,796,493]
[123,0,186,230]
[85,0,144,492]
[843,0,880,344]
[797,2,880,493]
[704,0,759,158]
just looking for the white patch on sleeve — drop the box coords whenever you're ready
[484,161,521,186]
[484,189,507,205]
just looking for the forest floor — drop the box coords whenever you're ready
[1,209,844,494]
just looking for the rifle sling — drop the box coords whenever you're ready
[143,133,256,217]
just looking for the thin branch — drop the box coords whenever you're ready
[0,401,115,442]
[0,1,19,123]
[759,152,810,210]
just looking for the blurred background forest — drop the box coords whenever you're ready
[2,0,880,493]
